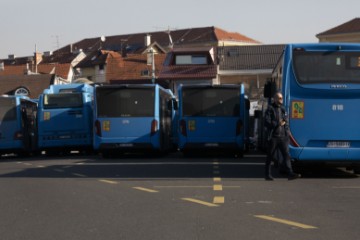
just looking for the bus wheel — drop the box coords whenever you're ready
[353,166,360,175]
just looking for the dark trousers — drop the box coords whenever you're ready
[265,137,293,177]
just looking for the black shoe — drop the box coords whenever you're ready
[265,176,274,181]
[288,173,301,180]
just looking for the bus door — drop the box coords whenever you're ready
[0,97,21,149]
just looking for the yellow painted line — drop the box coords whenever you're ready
[72,173,87,177]
[155,185,211,188]
[213,177,221,182]
[213,184,223,191]
[213,196,225,204]
[254,215,317,229]
[99,179,118,184]
[133,187,158,193]
[182,198,219,207]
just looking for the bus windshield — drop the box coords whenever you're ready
[43,93,83,109]
[0,98,17,121]
[96,88,155,117]
[182,88,240,117]
[293,50,360,84]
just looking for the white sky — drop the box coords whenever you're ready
[0,0,359,59]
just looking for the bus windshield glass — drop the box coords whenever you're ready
[43,93,83,109]
[96,88,155,117]
[0,98,17,121]
[182,88,240,117]
[293,50,360,84]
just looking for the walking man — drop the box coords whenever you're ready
[264,92,300,181]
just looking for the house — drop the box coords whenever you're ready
[69,26,260,84]
[0,50,86,84]
[0,74,55,98]
[159,46,218,94]
[57,26,259,56]
[217,44,285,101]
[75,41,166,84]
[316,18,360,42]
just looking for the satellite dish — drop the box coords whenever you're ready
[101,36,106,42]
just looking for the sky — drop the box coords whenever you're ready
[0,0,359,59]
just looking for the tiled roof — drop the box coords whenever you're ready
[0,74,55,98]
[41,52,81,64]
[1,56,34,65]
[55,26,259,55]
[317,18,360,36]
[0,65,28,76]
[159,65,217,80]
[218,44,285,71]
[214,27,261,43]
[106,53,166,81]
[37,63,71,79]
[0,63,71,79]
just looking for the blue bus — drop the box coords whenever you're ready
[37,83,94,155]
[269,43,360,171]
[177,84,248,157]
[93,84,177,157]
[0,95,37,156]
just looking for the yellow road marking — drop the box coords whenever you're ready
[133,187,158,193]
[99,179,118,184]
[213,177,221,182]
[213,184,223,191]
[213,196,225,204]
[182,198,219,207]
[154,185,241,189]
[254,215,317,229]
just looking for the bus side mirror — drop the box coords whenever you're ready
[264,81,276,98]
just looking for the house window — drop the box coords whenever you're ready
[14,87,29,96]
[175,55,207,65]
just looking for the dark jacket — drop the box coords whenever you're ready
[265,103,289,139]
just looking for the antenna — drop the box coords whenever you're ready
[52,35,60,50]
[153,26,177,48]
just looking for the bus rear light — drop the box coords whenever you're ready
[151,119,158,136]
[95,120,102,137]
[180,119,187,137]
[14,131,23,140]
[289,132,300,147]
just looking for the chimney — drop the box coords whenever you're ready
[34,52,42,74]
[8,54,15,60]
[145,34,151,47]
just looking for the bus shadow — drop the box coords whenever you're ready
[0,152,358,179]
